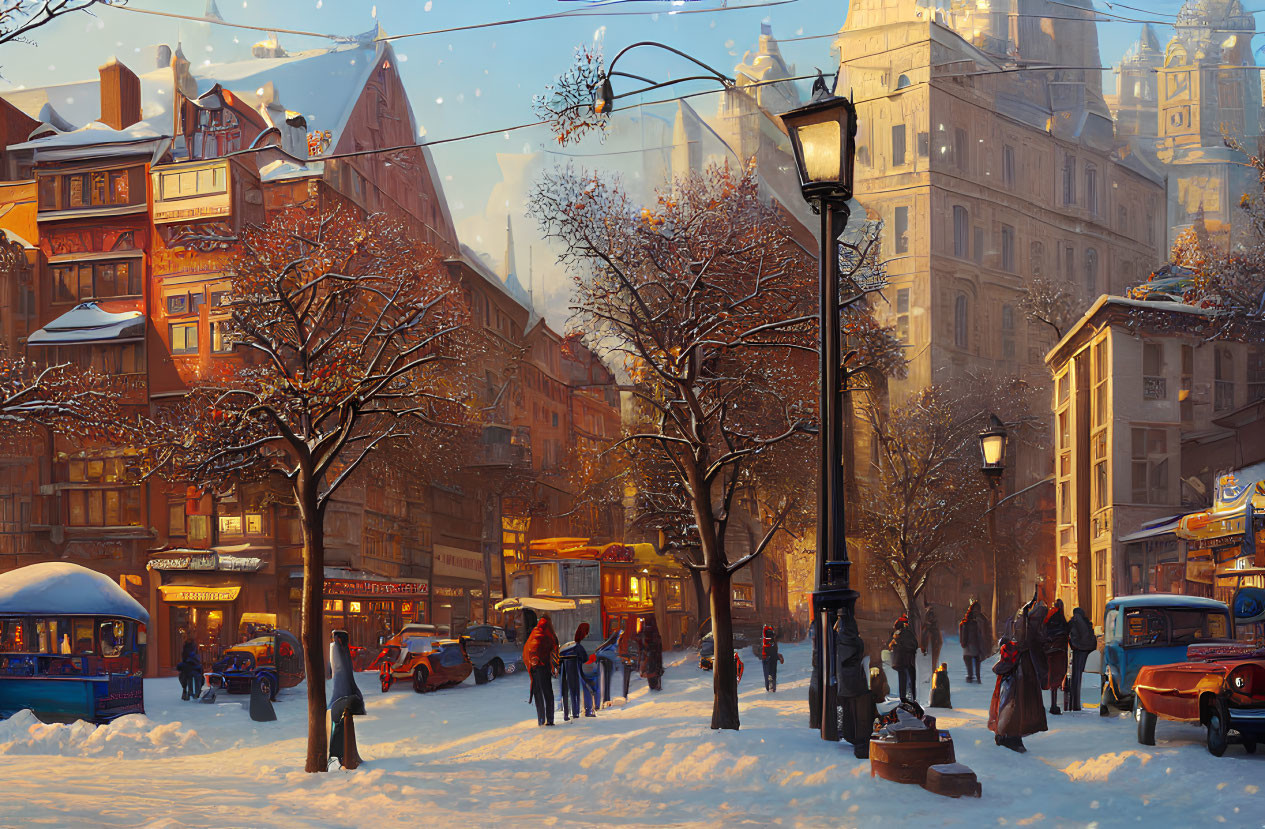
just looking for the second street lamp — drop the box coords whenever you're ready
[782,78,868,757]
[978,414,1009,643]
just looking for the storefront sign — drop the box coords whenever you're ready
[434,586,465,598]
[324,578,427,596]
[433,545,485,581]
[158,585,241,603]
[147,552,263,572]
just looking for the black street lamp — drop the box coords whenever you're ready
[978,414,1009,642]
[782,77,867,756]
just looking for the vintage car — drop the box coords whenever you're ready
[1133,642,1265,756]
[462,624,524,684]
[1100,594,1234,714]
[368,623,441,672]
[206,628,304,701]
[378,635,472,693]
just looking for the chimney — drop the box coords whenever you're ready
[99,58,141,130]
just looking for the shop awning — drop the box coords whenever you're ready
[494,597,577,612]
[1118,515,1190,543]
[27,301,144,346]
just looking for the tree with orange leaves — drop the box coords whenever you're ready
[532,161,902,730]
[158,203,479,773]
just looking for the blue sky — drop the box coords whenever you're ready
[0,0,1255,325]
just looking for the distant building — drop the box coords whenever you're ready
[1045,295,1265,621]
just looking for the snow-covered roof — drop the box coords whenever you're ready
[27,302,144,346]
[11,119,166,152]
[0,562,149,621]
[259,158,324,182]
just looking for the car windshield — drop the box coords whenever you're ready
[1124,608,1229,647]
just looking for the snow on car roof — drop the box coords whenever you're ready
[0,562,149,621]
[1105,593,1228,611]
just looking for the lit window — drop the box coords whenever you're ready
[170,322,198,355]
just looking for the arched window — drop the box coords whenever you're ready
[1085,248,1099,298]
[896,73,912,90]
[954,293,969,350]
[953,205,969,258]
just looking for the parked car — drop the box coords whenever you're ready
[368,624,441,672]
[1100,594,1234,715]
[207,628,304,701]
[462,624,524,684]
[378,635,472,693]
[1133,641,1265,756]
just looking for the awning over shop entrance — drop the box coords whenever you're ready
[158,585,241,602]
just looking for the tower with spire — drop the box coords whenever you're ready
[1113,24,1163,142]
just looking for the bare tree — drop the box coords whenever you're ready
[0,355,135,445]
[160,203,477,773]
[1017,275,1083,340]
[0,1,120,48]
[531,161,901,729]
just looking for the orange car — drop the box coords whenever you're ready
[378,635,472,693]
[1133,642,1265,756]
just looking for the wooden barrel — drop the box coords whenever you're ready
[869,734,956,785]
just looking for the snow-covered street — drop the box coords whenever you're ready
[0,638,1261,828]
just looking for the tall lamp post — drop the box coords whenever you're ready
[978,414,1009,641]
[781,78,867,754]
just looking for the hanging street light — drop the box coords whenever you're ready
[782,74,867,757]
[978,413,1009,644]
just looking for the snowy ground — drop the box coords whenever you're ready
[0,638,1261,828]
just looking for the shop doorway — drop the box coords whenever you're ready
[170,605,226,668]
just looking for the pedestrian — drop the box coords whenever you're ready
[637,614,664,691]
[176,638,203,701]
[1044,598,1069,715]
[1066,605,1096,711]
[328,629,365,769]
[524,614,559,726]
[988,590,1049,753]
[959,599,989,683]
[887,614,919,703]
[758,624,784,692]
[559,622,593,721]
[919,601,943,677]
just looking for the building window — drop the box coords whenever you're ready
[891,124,906,167]
[973,226,984,265]
[1063,244,1075,284]
[1002,144,1015,186]
[1085,165,1098,215]
[1118,205,1128,234]
[1248,348,1265,403]
[170,322,198,355]
[1000,224,1015,272]
[1131,427,1168,504]
[1030,241,1044,277]
[167,290,205,317]
[893,206,909,254]
[167,502,186,536]
[158,165,227,200]
[954,127,968,172]
[1215,348,1235,411]
[1062,155,1076,204]
[50,260,139,303]
[896,288,910,342]
[67,486,141,527]
[953,205,969,258]
[39,168,137,212]
[1146,210,1155,246]
[1143,342,1166,400]
[1001,304,1015,360]
[210,320,234,353]
[954,293,969,350]
[1085,248,1098,298]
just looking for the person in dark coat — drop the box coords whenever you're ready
[524,615,559,726]
[989,593,1049,752]
[919,602,943,678]
[758,624,785,692]
[559,622,592,721]
[887,614,919,702]
[637,615,664,691]
[176,639,203,701]
[959,600,990,683]
[1066,606,1096,711]
[328,629,366,768]
[1044,598,1069,715]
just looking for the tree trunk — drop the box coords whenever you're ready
[687,566,708,645]
[297,476,329,773]
[709,565,739,730]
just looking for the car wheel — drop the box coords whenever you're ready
[380,670,392,693]
[1099,674,1113,716]
[491,659,503,680]
[1134,697,1156,746]
[412,665,430,694]
[1206,698,1229,757]
[257,673,276,702]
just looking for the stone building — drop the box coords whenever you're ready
[831,0,1168,616]
[1111,1,1264,248]
[1045,295,1265,621]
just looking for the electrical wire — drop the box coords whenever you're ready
[111,1,799,43]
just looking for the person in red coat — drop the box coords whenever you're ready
[989,593,1049,753]
[524,615,559,726]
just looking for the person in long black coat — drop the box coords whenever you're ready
[637,615,664,691]
[989,594,1048,753]
[757,624,784,692]
[1043,598,1069,715]
[1066,606,1096,711]
[959,600,990,683]
[176,639,203,701]
[887,615,919,703]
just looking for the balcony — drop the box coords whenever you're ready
[470,441,531,468]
